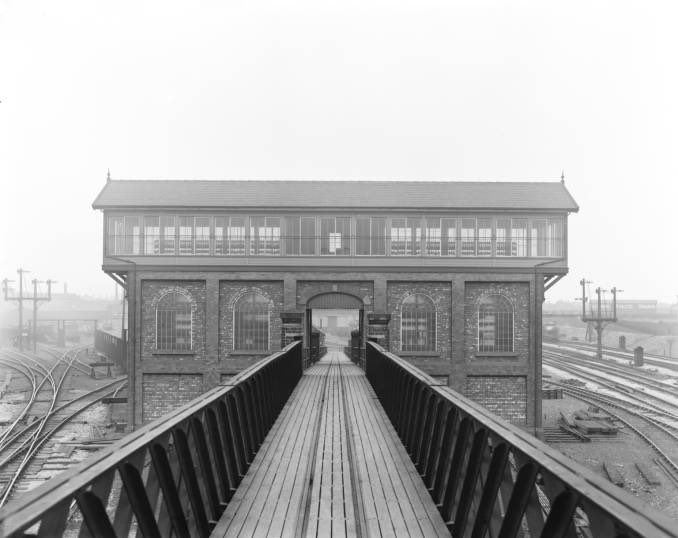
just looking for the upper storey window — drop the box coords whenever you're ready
[320,217,351,255]
[178,216,211,256]
[301,217,316,255]
[106,214,566,259]
[441,218,456,256]
[548,220,564,256]
[531,219,548,257]
[179,217,195,255]
[195,217,211,255]
[160,216,176,254]
[356,217,386,255]
[391,218,421,256]
[215,216,246,255]
[108,217,125,255]
[144,217,160,255]
[250,217,281,255]
[425,218,441,256]
[156,291,192,351]
[511,219,528,257]
[461,218,476,256]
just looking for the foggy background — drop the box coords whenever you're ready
[1,1,676,304]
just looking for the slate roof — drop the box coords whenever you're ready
[92,180,579,211]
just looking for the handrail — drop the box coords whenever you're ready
[0,341,303,537]
[365,341,677,538]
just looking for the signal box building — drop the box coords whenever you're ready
[93,180,578,434]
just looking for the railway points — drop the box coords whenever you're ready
[0,345,127,506]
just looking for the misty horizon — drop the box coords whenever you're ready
[2,2,677,303]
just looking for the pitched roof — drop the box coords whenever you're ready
[92,180,579,211]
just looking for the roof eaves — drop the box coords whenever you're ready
[91,182,111,210]
[559,182,580,213]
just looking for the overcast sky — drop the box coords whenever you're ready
[1,1,676,303]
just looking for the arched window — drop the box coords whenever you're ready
[478,295,514,353]
[401,294,436,352]
[156,291,192,351]
[234,292,270,350]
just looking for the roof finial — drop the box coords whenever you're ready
[561,170,565,184]
[107,168,111,182]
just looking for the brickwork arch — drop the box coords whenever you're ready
[307,292,363,309]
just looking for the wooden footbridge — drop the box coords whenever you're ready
[0,342,675,537]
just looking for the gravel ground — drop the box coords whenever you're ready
[543,396,678,521]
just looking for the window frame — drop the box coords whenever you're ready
[476,294,515,355]
[400,293,437,352]
[233,292,271,351]
[154,290,193,352]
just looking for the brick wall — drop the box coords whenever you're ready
[130,272,539,430]
[141,280,207,361]
[387,282,451,376]
[296,281,374,310]
[218,281,284,369]
[465,376,527,424]
[142,373,203,423]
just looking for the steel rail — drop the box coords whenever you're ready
[0,347,90,506]
[544,345,678,393]
[550,341,678,372]
[0,357,38,449]
[545,373,678,435]
[0,376,128,469]
[544,355,678,420]
[549,381,678,480]
[36,345,93,378]
[0,380,129,506]
[0,351,58,454]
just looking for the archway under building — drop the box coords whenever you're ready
[306,292,364,363]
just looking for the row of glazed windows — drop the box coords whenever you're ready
[155,291,514,354]
[110,215,564,258]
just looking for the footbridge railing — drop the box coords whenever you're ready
[365,342,676,538]
[0,341,302,538]
[94,329,127,373]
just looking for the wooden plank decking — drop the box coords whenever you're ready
[212,351,449,538]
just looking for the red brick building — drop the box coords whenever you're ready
[93,179,578,434]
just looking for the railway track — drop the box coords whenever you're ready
[0,346,127,506]
[543,354,678,422]
[543,344,678,486]
[549,340,678,372]
[545,344,678,391]
[546,380,678,483]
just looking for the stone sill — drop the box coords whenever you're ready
[397,351,441,357]
[474,352,520,358]
[151,350,196,356]
[230,350,271,356]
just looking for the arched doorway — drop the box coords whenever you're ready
[306,292,364,364]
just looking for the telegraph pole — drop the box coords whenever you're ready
[579,278,621,360]
[3,269,53,351]
[31,279,54,352]
[3,268,30,350]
